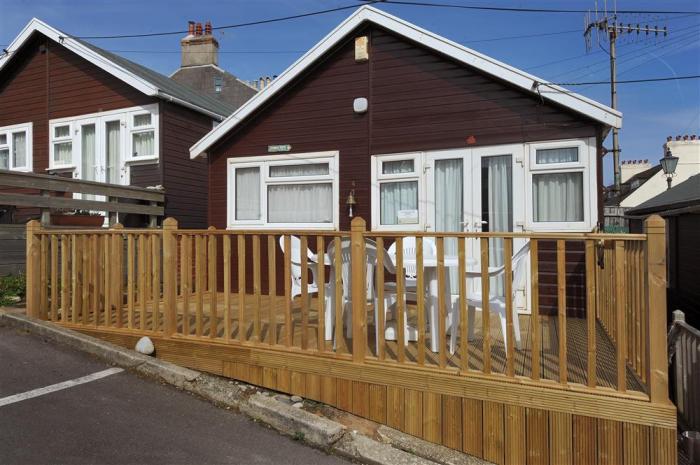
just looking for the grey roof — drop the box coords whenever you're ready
[604,164,662,206]
[627,174,700,215]
[74,38,237,118]
[171,65,257,110]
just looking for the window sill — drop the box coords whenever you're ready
[227,223,338,231]
[124,156,159,166]
[526,222,593,233]
[46,165,77,173]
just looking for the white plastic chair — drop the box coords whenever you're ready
[278,235,320,299]
[450,242,530,354]
[323,238,377,344]
[384,237,438,344]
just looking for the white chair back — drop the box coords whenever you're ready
[278,235,317,298]
[326,238,377,302]
[510,242,531,299]
[387,237,437,280]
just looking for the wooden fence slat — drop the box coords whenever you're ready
[71,235,79,324]
[376,237,385,360]
[127,235,135,329]
[102,234,109,327]
[196,235,205,337]
[480,238,491,375]
[462,398,483,457]
[557,240,568,385]
[334,237,343,354]
[483,401,504,465]
[615,240,627,392]
[39,235,47,319]
[458,237,467,372]
[282,235,291,347]
[350,217,367,362]
[300,235,308,350]
[417,236,427,366]
[268,235,277,346]
[181,235,191,336]
[208,229,218,338]
[504,404,526,465]
[238,235,247,343]
[585,240,597,388]
[50,235,58,322]
[437,237,447,369]
[395,237,406,363]
[223,235,231,341]
[253,234,261,342]
[151,233,159,332]
[530,239,541,380]
[504,238,514,377]
[316,236,325,352]
[139,234,147,331]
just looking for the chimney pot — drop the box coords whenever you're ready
[692,135,697,140]
[667,136,672,142]
[188,21,195,36]
[676,135,682,141]
[195,23,203,36]
[205,21,212,35]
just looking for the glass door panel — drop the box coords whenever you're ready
[105,120,121,185]
[80,122,98,201]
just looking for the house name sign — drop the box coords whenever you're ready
[268,144,292,153]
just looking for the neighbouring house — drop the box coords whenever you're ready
[0,18,241,228]
[189,5,621,316]
[627,174,700,326]
[604,135,700,231]
[170,21,258,110]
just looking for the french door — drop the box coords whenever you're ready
[75,117,127,187]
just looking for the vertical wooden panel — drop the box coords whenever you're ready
[386,386,405,431]
[549,411,573,465]
[139,234,147,331]
[436,237,447,369]
[417,236,427,366]
[404,388,423,437]
[333,237,344,354]
[369,384,387,424]
[305,373,321,402]
[395,237,406,363]
[645,216,669,403]
[557,240,568,385]
[350,217,367,362]
[480,238,491,374]
[276,367,291,393]
[268,235,277,346]
[39,235,47,319]
[530,239,541,380]
[650,427,676,465]
[102,234,110,326]
[262,367,277,390]
[526,407,549,465]
[458,237,468,372]
[50,235,58,322]
[291,371,306,397]
[162,220,178,337]
[623,423,650,465]
[320,376,337,407]
[615,241,627,392]
[90,235,98,324]
[422,391,442,444]
[376,236,385,360]
[585,240,597,388]
[71,235,80,324]
[113,227,123,328]
[336,378,353,412]
[208,230,218,338]
[81,235,90,325]
[462,398,483,458]
[483,401,504,465]
[223,235,231,340]
[504,238,514,377]
[127,235,135,329]
[316,236,324,352]
[597,419,623,465]
[252,234,261,342]
[573,415,597,465]
[352,381,370,418]
[504,404,526,465]
[150,234,159,332]
[300,235,309,350]
[441,395,462,450]
[238,235,247,343]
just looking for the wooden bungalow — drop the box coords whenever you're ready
[0,19,246,228]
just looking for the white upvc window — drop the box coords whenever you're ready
[0,122,33,172]
[525,138,597,231]
[227,151,339,230]
[48,104,159,173]
[371,152,423,231]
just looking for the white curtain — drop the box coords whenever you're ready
[533,172,583,222]
[105,121,120,184]
[235,167,260,220]
[268,183,332,223]
[380,181,418,225]
[54,142,72,165]
[382,159,414,174]
[132,131,154,158]
[81,124,96,181]
[484,155,512,296]
[12,132,26,168]
[435,159,463,287]
[269,163,328,177]
[536,147,578,164]
[0,149,8,169]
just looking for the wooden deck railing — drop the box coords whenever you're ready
[0,169,164,226]
[25,215,669,402]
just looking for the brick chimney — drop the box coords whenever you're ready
[180,20,219,67]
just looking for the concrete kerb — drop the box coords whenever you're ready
[0,311,482,465]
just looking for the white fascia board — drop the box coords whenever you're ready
[189,5,621,159]
[0,19,158,96]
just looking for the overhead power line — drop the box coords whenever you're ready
[381,0,700,15]
[545,74,700,86]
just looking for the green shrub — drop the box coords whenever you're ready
[0,274,26,306]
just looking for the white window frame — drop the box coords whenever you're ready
[48,104,159,173]
[49,121,74,169]
[371,152,424,232]
[525,138,597,232]
[226,151,339,230]
[0,122,33,172]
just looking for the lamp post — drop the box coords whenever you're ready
[659,147,679,190]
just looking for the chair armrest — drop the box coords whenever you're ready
[464,265,505,278]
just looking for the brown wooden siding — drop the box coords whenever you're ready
[0,32,153,173]
[160,101,211,229]
[669,214,700,326]
[207,25,606,315]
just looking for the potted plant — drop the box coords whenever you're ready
[50,210,105,227]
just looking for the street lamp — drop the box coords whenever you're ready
[660,147,679,190]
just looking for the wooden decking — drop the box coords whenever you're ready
[84,292,643,393]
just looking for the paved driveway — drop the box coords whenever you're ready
[0,324,350,465]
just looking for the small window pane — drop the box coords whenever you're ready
[12,132,27,168]
[536,147,578,164]
[0,134,8,146]
[235,167,260,220]
[382,159,414,174]
[133,114,152,127]
[533,172,583,222]
[268,183,333,223]
[54,125,70,139]
[132,131,155,157]
[269,163,329,177]
[0,149,8,169]
[380,180,418,225]
[54,142,72,164]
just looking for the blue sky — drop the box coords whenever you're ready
[2,0,699,182]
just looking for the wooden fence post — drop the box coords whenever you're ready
[644,214,669,404]
[25,220,42,319]
[162,217,178,337]
[350,217,367,363]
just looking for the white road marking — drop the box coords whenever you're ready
[0,367,124,407]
